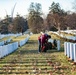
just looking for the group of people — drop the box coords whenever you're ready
[38,32,51,53]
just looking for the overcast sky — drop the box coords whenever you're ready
[0,0,75,19]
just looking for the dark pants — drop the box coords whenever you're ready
[38,40,41,52]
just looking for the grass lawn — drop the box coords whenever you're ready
[0,37,10,42]
[0,35,27,45]
[0,34,76,75]
[11,35,27,42]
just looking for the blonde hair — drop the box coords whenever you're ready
[40,32,44,35]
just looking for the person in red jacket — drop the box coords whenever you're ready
[38,32,43,53]
[38,32,51,52]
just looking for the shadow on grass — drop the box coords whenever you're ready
[28,40,37,42]
[25,40,37,45]
[19,49,38,54]
[18,49,64,55]
[13,47,64,55]
[47,47,64,53]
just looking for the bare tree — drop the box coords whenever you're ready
[11,3,17,22]
[72,0,76,12]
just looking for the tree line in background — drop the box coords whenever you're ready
[0,1,76,34]
[0,14,28,34]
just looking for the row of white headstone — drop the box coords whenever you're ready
[0,35,30,59]
[64,42,76,63]
[62,30,76,35]
[0,41,4,46]
[19,35,30,47]
[0,33,22,39]
[53,32,76,41]
[65,36,76,41]
[0,42,18,58]
[0,33,23,46]
[0,38,12,46]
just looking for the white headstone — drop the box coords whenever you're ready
[57,40,60,51]
[73,44,76,62]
